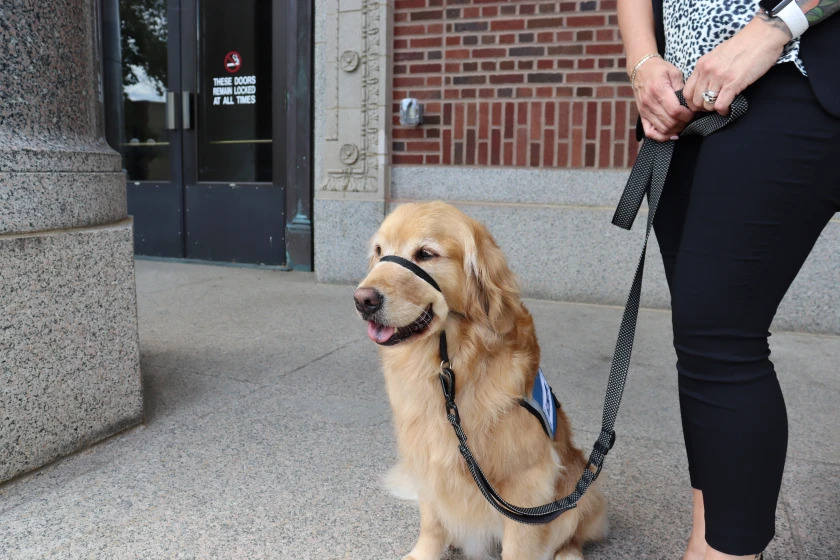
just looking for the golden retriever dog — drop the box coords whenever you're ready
[354,201,607,560]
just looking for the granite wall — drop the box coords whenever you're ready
[0,0,143,483]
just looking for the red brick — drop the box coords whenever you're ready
[445,49,470,59]
[535,86,553,97]
[556,86,574,97]
[411,37,443,48]
[443,129,452,164]
[499,34,516,44]
[472,48,506,58]
[426,154,440,164]
[556,30,574,41]
[517,102,528,126]
[395,39,409,49]
[571,128,583,166]
[428,23,444,33]
[516,87,533,97]
[394,153,424,164]
[530,102,542,141]
[467,103,477,127]
[586,101,598,140]
[454,104,465,139]
[444,88,460,99]
[478,141,488,165]
[527,17,564,29]
[481,61,496,71]
[395,0,426,8]
[516,128,528,166]
[615,101,626,141]
[482,6,498,16]
[586,43,625,55]
[543,128,555,166]
[490,74,524,84]
[395,24,426,36]
[504,102,515,138]
[410,63,443,73]
[596,29,614,41]
[411,9,444,21]
[479,103,490,139]
[491,103,503,126]
[427,76,443,86]
[394,128,426,139]
[479,88,495,98]
[572,101,584,127]
[613,141,624,167]
[466,129,476,164]
[491,129,501,164]
[491,19,526,31]
[601,101,612,126]
[566,72,603,83]
[530,142,541,166]
[585,143,596,167]
[446,36,461,46]
[395,76,426,88]
[566,15,605,27]
[577,58,596,69]
[504,141,513,166]
[557,141,568,167]
[537,59,553,70]
[406,141,440,151]
[499,60,516,70]
[537,31,553,42]
[454,141,463,164]
[557,101,570,138]
[599,129,611,167]
[596,85,614,97]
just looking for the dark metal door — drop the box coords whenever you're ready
[118,0,186,257]
[180,0,286,265]
[118,0,288,265]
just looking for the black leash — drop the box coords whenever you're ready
[382,92,750,524]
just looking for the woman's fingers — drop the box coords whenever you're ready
[641,117,672,143]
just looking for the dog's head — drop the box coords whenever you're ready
[354,201,520,347]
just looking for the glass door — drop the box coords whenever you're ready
[121,0,185,257]
[181,0,286,265]
[118,0,287,265]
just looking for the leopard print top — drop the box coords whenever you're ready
[663,0,806,79]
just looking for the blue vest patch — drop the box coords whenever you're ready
[520,368,558,439]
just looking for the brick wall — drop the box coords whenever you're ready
[392,0,640,169]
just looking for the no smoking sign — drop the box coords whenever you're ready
[224,51,242,73]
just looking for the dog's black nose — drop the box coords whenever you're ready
[354,287,383,315]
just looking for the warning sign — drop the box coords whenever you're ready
[224,51,242,73]
[211,75,257,106]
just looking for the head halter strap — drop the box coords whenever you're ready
[379,255,441,293]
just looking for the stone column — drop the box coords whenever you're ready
[0,1,142,483]
[314,0,392,283]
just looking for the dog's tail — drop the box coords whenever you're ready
[382,463,419,501]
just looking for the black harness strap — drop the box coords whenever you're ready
[382,95,749,522]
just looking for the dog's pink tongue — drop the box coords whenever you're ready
[368,321,395,344]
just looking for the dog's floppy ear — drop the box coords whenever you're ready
[463,221,520,335]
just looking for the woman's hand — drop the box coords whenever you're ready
[684,13,792,115]
[632,56,695,142]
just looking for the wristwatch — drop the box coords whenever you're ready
[759,0,794,16]
[759,0,809,38]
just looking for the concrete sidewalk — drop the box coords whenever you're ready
[1,260,837,559]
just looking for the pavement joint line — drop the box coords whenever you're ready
[280,338,363,379]
[136,274,227,297]
[780,488,807,559]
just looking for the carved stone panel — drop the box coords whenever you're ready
[319,0,391,197]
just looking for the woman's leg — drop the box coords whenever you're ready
[664,63,840,556]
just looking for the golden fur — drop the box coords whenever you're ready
[356,202,607,560]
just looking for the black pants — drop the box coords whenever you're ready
[654,63,840,555]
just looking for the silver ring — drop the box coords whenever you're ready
[702,90,719,104]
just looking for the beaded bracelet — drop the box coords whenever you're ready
[629,53,661,89]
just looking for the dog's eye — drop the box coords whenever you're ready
[415,248,436,261]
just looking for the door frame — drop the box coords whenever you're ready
[277,0,313,270]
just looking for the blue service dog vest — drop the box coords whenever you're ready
[520,368,559,439]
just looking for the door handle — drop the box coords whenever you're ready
[182,91,194,130]
[164,91,177,130]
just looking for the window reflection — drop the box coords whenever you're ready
[120,0,170,181]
